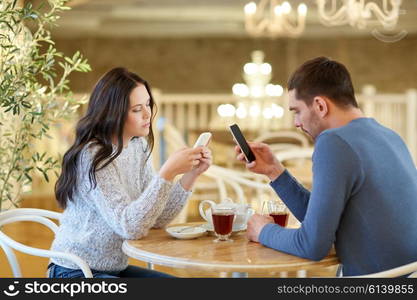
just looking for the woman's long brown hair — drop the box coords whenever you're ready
[55,67,156,208]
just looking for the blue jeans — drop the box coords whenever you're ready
[47,263,175,278]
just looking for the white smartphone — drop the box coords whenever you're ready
[193,132,212,148]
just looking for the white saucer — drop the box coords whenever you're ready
[166,225,207,240]
[201,223,246,232]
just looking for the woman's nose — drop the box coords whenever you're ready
[144,106,151,119]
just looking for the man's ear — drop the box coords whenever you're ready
[312,96,329,118]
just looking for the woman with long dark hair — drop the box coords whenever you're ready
[48,67,212,278]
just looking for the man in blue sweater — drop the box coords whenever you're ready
[236,57,417,276]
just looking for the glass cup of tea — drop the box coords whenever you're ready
[262,200,289,227]
[211,206,235,242]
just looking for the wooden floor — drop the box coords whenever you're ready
[0,219,339,278]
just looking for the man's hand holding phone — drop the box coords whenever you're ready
[235,141,285,182]
[229,124,256,162]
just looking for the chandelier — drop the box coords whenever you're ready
[244,0,308,38]
[316,0,403,30]
[217,50,284,122]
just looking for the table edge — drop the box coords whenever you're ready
[122,240,339,272]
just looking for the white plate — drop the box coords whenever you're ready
[166,225,207,240]
[201,223,246,232]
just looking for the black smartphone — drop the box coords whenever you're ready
[229,124,256,163]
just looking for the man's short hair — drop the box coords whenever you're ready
[287,57,359,108]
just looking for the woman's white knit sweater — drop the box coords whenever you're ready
[50,138,191,271]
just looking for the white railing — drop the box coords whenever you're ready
[152,91,294,133]
[155,87,417,163]
[358,86,417,164]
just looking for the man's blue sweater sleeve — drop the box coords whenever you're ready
[259,132,364,261]
[270,169,311,222]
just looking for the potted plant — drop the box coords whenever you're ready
[0,0,91,210]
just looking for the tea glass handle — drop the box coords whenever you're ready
[222,197,233,204]
[199,200,216,222]
[243,208,255,223]
[248,208,255,218]
[261,200,269,215]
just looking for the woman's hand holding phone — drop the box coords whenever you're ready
[159,147,208,182]
[179,146,212,190]
[159,131,212,188]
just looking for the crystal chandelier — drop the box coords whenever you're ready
[217,50,284,122]
[316,0,403,30]
[244,0,308,38]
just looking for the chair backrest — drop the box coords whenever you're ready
[0,208,93,278]
[161,121,187,150]
[345,261,417,278]
[275,147,314,162]
[254,130,310,148]
[154,118,188,168]
[192,164,277,218]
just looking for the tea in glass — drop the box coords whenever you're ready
[211,207,235,242]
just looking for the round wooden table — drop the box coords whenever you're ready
[122,223,339,278]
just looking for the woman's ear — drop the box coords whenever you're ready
[312,96,329,118]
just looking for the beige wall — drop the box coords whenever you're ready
[54,35,417,94]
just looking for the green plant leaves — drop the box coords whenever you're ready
[0,0,90,210]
